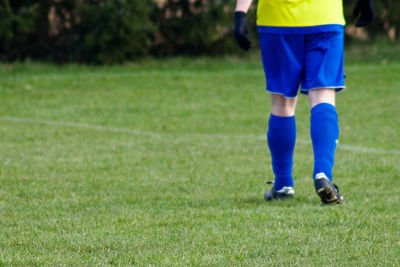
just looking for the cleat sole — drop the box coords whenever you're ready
[317,187,342,205]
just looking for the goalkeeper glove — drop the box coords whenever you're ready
[233,11,252,51]
[353,0,374,27]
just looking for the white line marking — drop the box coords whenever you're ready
[1,63,399,81]
[1,116,399,155]
[0,116,163,137]
[1,70,262,81]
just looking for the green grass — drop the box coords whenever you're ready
[1,46,400,265]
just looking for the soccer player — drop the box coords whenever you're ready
[233,0,374,204]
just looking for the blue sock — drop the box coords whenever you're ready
[267,114,296,190]
[310,103,339,181]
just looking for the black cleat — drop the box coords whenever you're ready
[264,184,294,201]
[314,173,344,205]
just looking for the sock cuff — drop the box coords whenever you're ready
[270,113,295,119]
[270,114,295,123]
[311,103,336,114]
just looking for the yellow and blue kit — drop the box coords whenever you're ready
[257,0,345,33]
[257,0,346,97]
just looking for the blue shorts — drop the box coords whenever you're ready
[259,30,345,98]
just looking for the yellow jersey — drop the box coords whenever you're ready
[257,0,345,28]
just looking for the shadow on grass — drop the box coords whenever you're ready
[235,195,315,208]
[168,195,316,210]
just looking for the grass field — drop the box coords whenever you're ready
[1,44,400,265]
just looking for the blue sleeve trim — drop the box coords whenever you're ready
[258,25,344,34]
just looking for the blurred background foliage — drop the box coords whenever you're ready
[0,0,399,64]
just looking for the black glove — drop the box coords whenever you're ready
[353,0,374,27]
[233,11,252,51]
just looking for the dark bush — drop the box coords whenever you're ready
[73,0,157,63]
[0,0,157,63]
[0,0,399,63]
[0,0,38,60]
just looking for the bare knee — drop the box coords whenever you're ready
[270,93,297,117]
[308,89,336,109]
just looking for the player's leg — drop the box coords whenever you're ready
[308,89,338,181]
[271,93,297,117]
[308,89,343,204]
[308,89,335,109]
[302,31,345,204]
[264,94,297,200]
[258,32,304,200]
